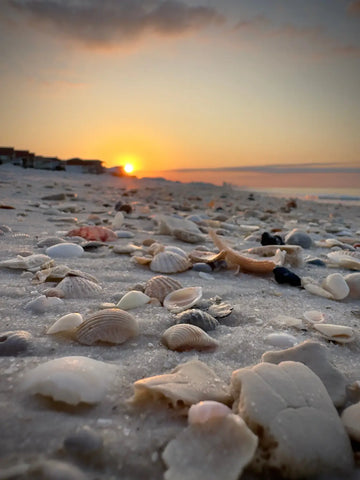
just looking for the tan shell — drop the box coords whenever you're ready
[144,275,183,304]
[313,323,355,343]
[161,324,218,351]
[163,286,202,313]
[75,308,139,345]
[56,275,102,299]
[150,250,191,274]
[327,251,360,270]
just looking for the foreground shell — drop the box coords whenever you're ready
[150,251,191,274]
[56,275,102,299]
[163,286,202,313]
[161,324,218,351]
[21,356,117,405]
[75,308,139,345]
[327,251,360,270]
[313,323,355,343]
[175,309,219,331]
[144,275,183,304]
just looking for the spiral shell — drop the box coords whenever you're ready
[56,275,102,299]
[75,308,139,345]
[161,324,218,351]
[144,275,183,304]
[150,251,191,274]
[163,286,202,313]
[175,309,219,331]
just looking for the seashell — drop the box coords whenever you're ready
[303,310,326,324]
[155,214,202,236]
[133,255,153,265]
[67,225,118,242]
[25,295,64,314]
[208,301,233,319]
[327,250,360,270]
[161,324,218,351]
[56,275,102,298]
[172,228,205,244]
[37,236,66,248]
[301,277,334,299]
[144,275,183,304]
[21,356,117,405]
[321,273,349,300]
[175,309,219,331]
[164,286,202,313]
[164,245,189,259]
[147,242,165,256]
[0,253,54,272]
[47,313,84,335]
[313,323,355,343]
[341,402,360,442]
[0,330,32,356]
[74,308,139,345]
[46,242,84,258]
[273,266,301,287]
[189,249,226,264]
[116,290,150,310]
[188,400,232,424]
[112,211,124,229]
[344,272,360,299]
[150,251,191,274]
[32,265,99,284]
[264,332,298,348]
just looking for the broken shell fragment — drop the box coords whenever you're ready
[161,324,218,351]
[116,290,151,310]
[163,286,202,313]
[21,356,117,405]
[75,308,139,345]
[313,323,355,343]
[144,275,182,304]
[175,309,219,331]
[47,313,84,335]
[0,253,54,272]
[327,250,360,270]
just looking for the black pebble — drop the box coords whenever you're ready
[261,232,284,246]
[273,266,301,287]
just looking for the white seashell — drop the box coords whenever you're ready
[75,308,139,345]
[161,324,218,351]
[344,273,360,299]
[264,332,298,348]
[47,313,84,335]
[0,253,54,272]
[313,323,355,343]
[116,291,151,310]
[321,273,349,300]
[56,275,102,299]
[188,401,232,425]
[150,250,191,274]
[144,275,182,304]
[21,356,117,405]
[46,243,84,258]
[112,211,124,229]
[302,277,334,299]
[303,310,326,324]
[327,250,360,270]
[25,295,64,314]
[163,286,202,313]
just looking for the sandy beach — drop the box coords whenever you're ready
[1,165,360,480]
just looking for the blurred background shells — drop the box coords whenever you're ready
[175,309,219,331]
[161,324,218,351]
[163,286,202,313]
[56,275,102,299]
[144,275,182,304]
[75,308,139,345]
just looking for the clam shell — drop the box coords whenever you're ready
[161,324,218,351]
[321,273,349,300]
[327,250,360,270]
[175,309,219,331]
[47,313,84,335]
[56,275,102,299]
[313,323,355,343]
[344,273,360,299]
[164,286,202,313]
[188,400,232,425]
[75,308,139,345]
[150,251,190,274]
[144,275,183,304]
[116,291,150,310]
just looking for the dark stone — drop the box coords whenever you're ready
[273,267,301,287]
[0,330,32,356]
[306,258,327,267]
[261,232,284,246]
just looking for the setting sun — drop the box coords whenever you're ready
[124,163,134,174]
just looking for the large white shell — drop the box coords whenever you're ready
[327,250,360,270]
[21,356,117,405]
[116,290,151,310]
[161,324,218,351]
[150,251,190,274]
[144,275,183,304]
[188,401,232,425]
[321,273,349,300]
[313,323,355,343]
[46,243,84,258]
[56,275,102,298]
[47,313,84,335]
[163,286,202,313]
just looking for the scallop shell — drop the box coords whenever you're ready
[0,254,54,272]
[188,400,232,425]
[21,356,117,405]
[161,324,218,351]
[47,313,84,335]
[313,323,355,343]
[175,309,219,331]
[327,250,360,270]
[74,308,139,345]
[150,250,191,273]
[56,275,102,299]
[164,245,189,259]
[321,273,349,300]
[163,286,202,313]
[116,291,151,310]
[144,275,183,304]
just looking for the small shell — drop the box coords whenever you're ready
[116,291,150,310]
[0,330,32,356]
[56,275,102,299]
[175,309,219,331]
[161,324,218,351]
[189,249,226,264]
[75,308,139,345]
[344,272,360,299]
[327,250,360,270]
[207,302,233,319]
[46,243,84,258]
[150,251,191,274]
[188,400,232,425]
[301,277,334,299]
[67,226,118,242]
[144,275,183,304]
[172,228,205,244]
[164,286,202,313]
[313,323,355,343]
[47,313,84,335]
[321,273,350,300]
[303,310,325,324]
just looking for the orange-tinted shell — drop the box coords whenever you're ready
[67,226,118,242]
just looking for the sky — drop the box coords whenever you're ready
[0,0,359,187]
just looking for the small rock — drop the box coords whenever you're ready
[273,266,301,287]
[285,228,313,249]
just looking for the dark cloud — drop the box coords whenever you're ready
[7,0,223,48]
[347,0,360,15]
[175,163,360,174]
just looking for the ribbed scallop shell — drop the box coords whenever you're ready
[150,251,190,273]
[161,324,218,351]
[56,275,102,299]
[144,275,183,304]
[175,309,219,331]
[75,308,139,345]
[327,251,360,270]
[163,286,202,313]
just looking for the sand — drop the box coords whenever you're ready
[0,165,359,479]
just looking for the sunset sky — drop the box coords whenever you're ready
[1,0,359,186]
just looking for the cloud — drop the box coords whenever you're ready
[6,0,223,48]
[347,0,360,16]
[174,163,360,174]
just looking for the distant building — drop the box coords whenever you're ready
[0,147,15,164]
[66,158,105,174]
[34,156,64,170]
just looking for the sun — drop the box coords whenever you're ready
[124,163,134,174]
